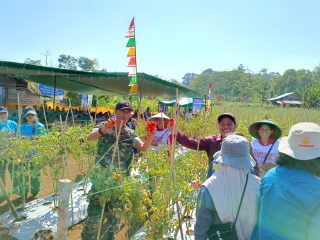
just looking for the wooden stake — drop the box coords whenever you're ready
[169,89,184,240]
[59,115,75,226]
[97,200,107,240]
[68,99,75,127]
[111,120,123,168]
[56,179,72,240]
[41,101,49,133]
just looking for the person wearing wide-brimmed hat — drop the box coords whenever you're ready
[248,120,282,175]
[252,122,320,240]
[195,134,260,240]
[147,112,173,150]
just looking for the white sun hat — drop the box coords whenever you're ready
[278,122,320,160]
[149,112,170,120]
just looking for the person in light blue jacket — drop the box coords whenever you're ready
[20,106,47,138]
[252,122,320,240]
[14,106,47,198]
[0,106,18,198]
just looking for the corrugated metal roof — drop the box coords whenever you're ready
[268,92,296,101]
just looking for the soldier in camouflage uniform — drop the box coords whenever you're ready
[81,101,155,240]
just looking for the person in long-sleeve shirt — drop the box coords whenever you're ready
[175,113,237,165]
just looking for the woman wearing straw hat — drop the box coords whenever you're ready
[252,122,320,240]
[248,120,282,176]
[195,134,260,240]
[147,112,172,150]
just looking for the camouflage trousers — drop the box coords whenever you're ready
[81,193,125,240]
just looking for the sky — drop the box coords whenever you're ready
[1,0,320,82]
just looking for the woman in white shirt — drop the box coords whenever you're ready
[147,112,172,150]
[249,120,282,176]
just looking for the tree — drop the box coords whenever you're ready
[58,54,77,70]
[78,57,99,71]
[170,79,180,84]
[201,68,214,74]
[182,73,197,86]
[303,85,320,108]
[237,64,245,72]
[24,58,41,66]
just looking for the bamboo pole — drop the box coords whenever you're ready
[56,179,72,240]
[69,99,75,127]
[96,200,107,240]
[41,101,49,133]
[59,115,75,226]
[169,89,184,240]
[111,120,123,168]
[0,178,22,221]
[17,94,26,209]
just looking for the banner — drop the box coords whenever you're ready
[81,95,88,109]
[87,95,93,108]
[38,84,64,98]
[192,98,203,115]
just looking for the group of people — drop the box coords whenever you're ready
[81,100,320,240]
[0,106,47,200]
[2,99,319,240]
[8,105,114,125]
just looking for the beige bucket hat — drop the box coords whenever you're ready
[278,122,320,160]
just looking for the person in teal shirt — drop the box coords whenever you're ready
[20,106,47,138]
[252,122,320,240]
[0,106,18,198]
[0,106,18,136]
[13,106,47,198]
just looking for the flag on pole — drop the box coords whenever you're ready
[206,83,212,113]
[126,17,138,94]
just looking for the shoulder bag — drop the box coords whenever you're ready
[207,173,249,240]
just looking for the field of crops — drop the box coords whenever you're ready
[0,102,317,239]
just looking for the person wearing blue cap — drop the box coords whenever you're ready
[12,106,47,199]
[0,106,18,197]
[195,134,260,240]
[0,106,18,136]
[20,106,47,138]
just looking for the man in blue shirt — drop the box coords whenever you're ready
[0,106,18,199]
[0,106,18,135]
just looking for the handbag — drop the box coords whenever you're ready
[207,173,249,240]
